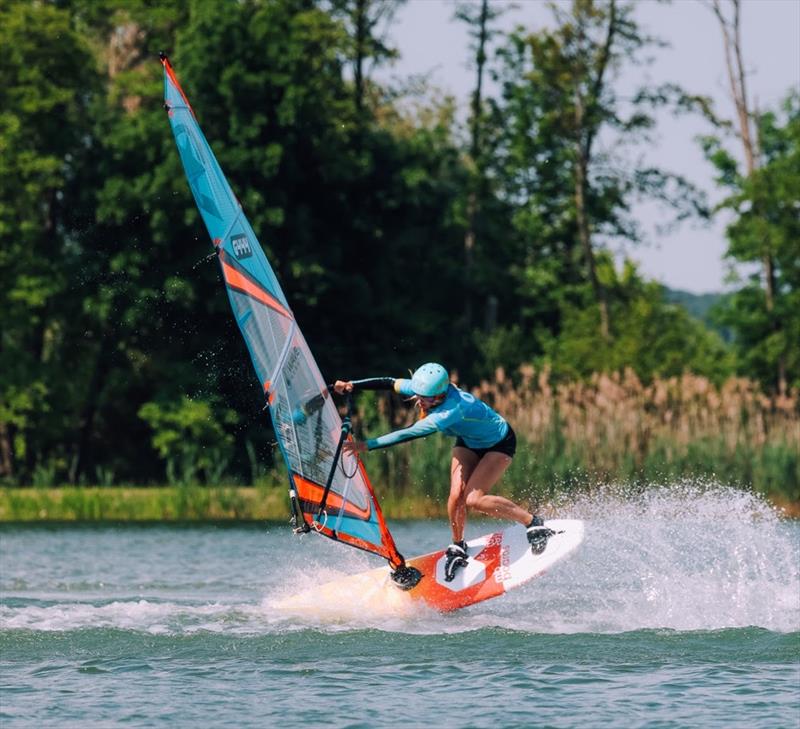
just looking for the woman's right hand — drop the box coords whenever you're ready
[333,380,354,394]
[342,440,367,455]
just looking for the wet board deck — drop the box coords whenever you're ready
[279,519,584,613]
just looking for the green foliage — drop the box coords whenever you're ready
[543,259,735,383]
[138,397,237,484]
[0,0,470,484]
[0,0,98,481]
[663,288,733,342]
[703,91,800,391]
[0,0,790,503]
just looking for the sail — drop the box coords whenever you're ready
[161,55,404,568]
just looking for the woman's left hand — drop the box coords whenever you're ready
[343,440,367,456]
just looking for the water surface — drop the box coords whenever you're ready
[2,487,798,728]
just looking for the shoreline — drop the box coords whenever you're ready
[1,485,797,523]
[0,486,448,523]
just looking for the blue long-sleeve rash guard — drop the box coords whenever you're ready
[347,377,509,451]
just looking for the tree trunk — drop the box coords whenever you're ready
[354,0,367,119]
[463,0,489,336]
[712,0,785,393]
[574,136,610,340]
[72,333,113,484]
[463,192,476,333]
[569,0,616,341]
[0,420,13,480]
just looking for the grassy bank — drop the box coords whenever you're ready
[0,485,449,523]
[1,482,797,523]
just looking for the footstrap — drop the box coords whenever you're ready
[446,541,467,555]
[444,541,469,582]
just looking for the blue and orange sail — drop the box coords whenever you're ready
[161,54,404,568]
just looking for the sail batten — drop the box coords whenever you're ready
[161,55,404,568]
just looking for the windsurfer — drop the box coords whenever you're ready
[335,363,553,585]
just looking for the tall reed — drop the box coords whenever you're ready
[359,368,799,505]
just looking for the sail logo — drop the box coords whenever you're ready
[231,234,253,260]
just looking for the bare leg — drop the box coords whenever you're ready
[463,452,533,526]
[449,447,478,543]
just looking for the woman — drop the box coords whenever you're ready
[335,362,551,584]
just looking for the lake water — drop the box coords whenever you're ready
[1,486,798,728]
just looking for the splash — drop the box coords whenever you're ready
[265,565,431,632]
[267,483,799,634]
[0,599,274,635]
[512,482,800,634]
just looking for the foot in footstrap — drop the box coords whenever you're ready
[390,564,422,591]
[527,516,556,555]
[444,541,469,582]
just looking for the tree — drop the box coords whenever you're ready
[61,0,190,484]
[453,0,507,340]
[703,92,800,391]
[705,0,788,393]
[490,0,703,350]
[0,1,98,481]
[330,0,405,122]
[0,0,477,484]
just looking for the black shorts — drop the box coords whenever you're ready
[454,424,517,458]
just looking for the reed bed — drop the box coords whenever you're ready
[2,371,796,522]
[364,368,799,507]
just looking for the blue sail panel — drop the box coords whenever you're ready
[163,61,289,312]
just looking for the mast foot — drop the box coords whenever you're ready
[390,564,422,591]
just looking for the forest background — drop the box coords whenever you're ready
[1,0,798,521]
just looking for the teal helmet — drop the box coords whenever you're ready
[410,362,449,397]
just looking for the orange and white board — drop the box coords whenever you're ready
[278,519,584,614]
[403,518,584,611]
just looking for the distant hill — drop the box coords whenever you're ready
[663,288,733,342]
